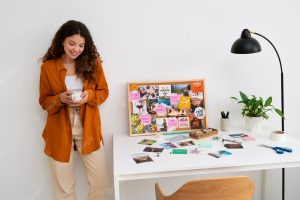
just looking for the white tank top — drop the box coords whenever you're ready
[65,75,83,92]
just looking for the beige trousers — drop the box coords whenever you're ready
[49,107,108,200]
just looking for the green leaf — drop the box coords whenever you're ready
[240,91,248,102]
[275,108,285,119]
[265,97,272,107]
[230,97,238,101]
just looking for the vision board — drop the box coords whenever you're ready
[128,80,207,136]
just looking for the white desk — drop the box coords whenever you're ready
[113,131,300,200]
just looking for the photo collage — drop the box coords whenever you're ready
[128,80,206,136]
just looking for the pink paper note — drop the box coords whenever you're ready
[140,114,151,125]
[130,91,140,102]
[170,95,180,105]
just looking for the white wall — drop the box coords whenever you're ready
[1,0,300,199]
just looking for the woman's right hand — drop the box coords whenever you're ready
[59,91,74,105]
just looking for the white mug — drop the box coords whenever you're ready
[72,92,82,101]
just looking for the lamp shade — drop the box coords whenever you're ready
[231,29,261,54]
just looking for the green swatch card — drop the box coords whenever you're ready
[171,149,188,154]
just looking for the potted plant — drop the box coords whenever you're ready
[231,91,284,132]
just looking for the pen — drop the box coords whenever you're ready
[222,138,242,144]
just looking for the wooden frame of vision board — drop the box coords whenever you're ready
[128,79,207,136]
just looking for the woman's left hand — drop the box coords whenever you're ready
[79,90,88,104]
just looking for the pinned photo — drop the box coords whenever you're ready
[171,84,191,96]
[156,118,168,132]
[132,100,147,115]
[139,85,159,100]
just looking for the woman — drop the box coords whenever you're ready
[39,20,109,200]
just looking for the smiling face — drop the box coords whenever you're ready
[62,34,85,60]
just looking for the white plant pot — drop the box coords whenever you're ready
[221,118,230,131]
[245,116,263,132]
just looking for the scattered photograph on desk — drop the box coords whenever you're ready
[241,135,256,141]
[138,139,157,145]
[131,153,153,164]
[177,140,195,147]
[159,142,178,149]
[143,147,164,153]
[208,150,232,158]
[166,135,188,142]
[190,148,201,154]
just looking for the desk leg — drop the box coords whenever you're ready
[114,175,120,200]
[261,170,266,200]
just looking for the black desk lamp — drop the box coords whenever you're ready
[231,28,285,200]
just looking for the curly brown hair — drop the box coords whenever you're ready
[42,20,101,81]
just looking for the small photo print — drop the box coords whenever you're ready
[132,100,148,115]
[171,84,191,96]
[138,139,157,145]
[139,85,159,100]
[177,140,195,147]
[143,147,164,153]
[146,99,158,115]
[144,124,157,133]
[156,118,168,132]
[190,115,204,129]
[158,97,171,106]
[189,92,204,100]
[166,106,190,117]
[159,142,178,149]
[131,114,146,135]
[131,153,153,164]
[190,97,204,112]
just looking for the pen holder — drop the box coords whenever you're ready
[221,118,230,131]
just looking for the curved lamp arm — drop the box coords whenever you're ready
[251,31,284,131]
